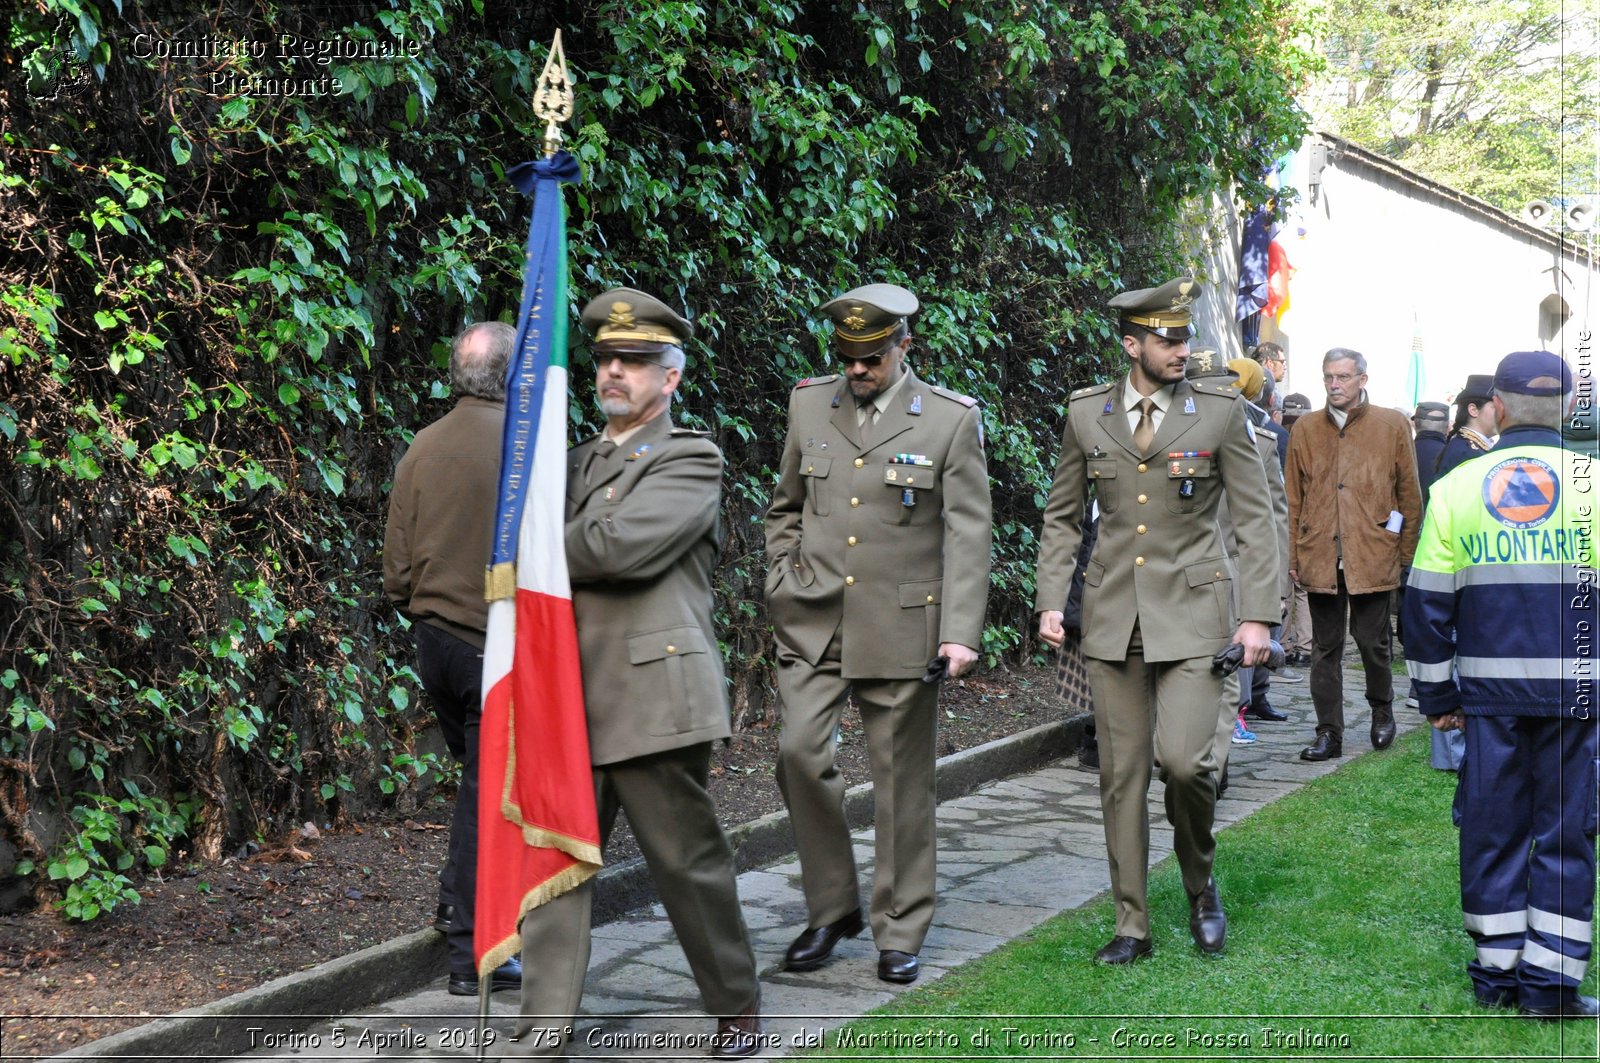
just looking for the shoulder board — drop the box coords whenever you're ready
[668,427,712,438]
[795,374,840,389]
[1069,382,1113,400]
[929,385,977,408]
[1188,379,1241,398]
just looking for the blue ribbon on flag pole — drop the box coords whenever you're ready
[489,151,581,575]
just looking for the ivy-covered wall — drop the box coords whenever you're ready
[0,0,1309,916]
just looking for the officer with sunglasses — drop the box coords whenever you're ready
[764,283,993,986]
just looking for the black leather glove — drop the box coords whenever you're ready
[1211,640,1286,676]
[922,655,949,684]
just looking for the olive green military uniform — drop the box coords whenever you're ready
[766,357,991,954]
[511,292,758,1057]
[1034,292,1278,943]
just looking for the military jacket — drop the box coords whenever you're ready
[566,413,731,765]
[764,369,992,680]
[1034,376,1279,663]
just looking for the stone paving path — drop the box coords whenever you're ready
[236,665,1417,1061]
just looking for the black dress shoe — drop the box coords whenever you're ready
[1522,994,1600,1020]
[1188,879,1227,954]
[712,999,764,1059]
[432,902,454,934]
[447,956,522,996]
[784,909,865,971]
[1299,733,1343,761]
[1093,935,1153,965]
[878,950,920,984]
[1245,701,1288,722]
[1370,704,1396,749]
[1217,764,1230,797]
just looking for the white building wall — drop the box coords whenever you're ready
[1261,135,1597,412]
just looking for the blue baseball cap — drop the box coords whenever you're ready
[1493,351,1573,396]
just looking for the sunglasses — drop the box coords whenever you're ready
[839,353,888,368]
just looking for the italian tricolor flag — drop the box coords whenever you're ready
[475,150,600,981]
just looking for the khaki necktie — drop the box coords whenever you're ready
[584,439,618,484]
[858,403,878,442]
[1133,397,1155,453]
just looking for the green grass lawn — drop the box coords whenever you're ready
[809,728,1598,1060]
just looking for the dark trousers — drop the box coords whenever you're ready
[1458,715,1597,1007]
[1307,572,1393,741]
[414,622,483,975]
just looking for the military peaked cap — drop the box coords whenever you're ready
[1110,276,1196,340]
[582,287,693,363]
[1184,347,1231,379]
[1454,374,1496,406]
[820,283,919,359]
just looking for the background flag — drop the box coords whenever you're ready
[1405,314,1427,408]
[475,148,600,981]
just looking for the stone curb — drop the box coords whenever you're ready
[57,714,1087,1061]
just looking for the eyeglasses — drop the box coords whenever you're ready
[1323,372,1363,383]
[839,353,887,368]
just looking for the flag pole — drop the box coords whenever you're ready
[477,37,584,1058]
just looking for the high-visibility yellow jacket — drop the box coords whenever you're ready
[1403,426,1598,719]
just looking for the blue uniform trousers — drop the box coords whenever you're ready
[1458,714,1598,1008]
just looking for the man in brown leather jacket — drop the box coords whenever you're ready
[1284,347,1422,761]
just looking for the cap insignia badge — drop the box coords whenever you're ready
[843,308,868,330]
[607,301,637,329]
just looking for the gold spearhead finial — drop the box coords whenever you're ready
[534,30,575,156]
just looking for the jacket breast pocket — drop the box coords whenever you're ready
[800,455,832,516]
[880,462,938,526]
[1088,460,1119,512]
[1166,457,1215,515]
[627,625,714,738]
[1183,558,1234,640]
